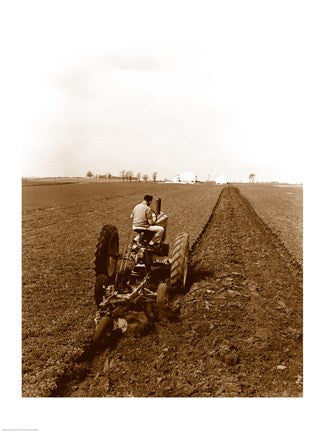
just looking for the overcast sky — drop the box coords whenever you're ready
[14,0,322,182]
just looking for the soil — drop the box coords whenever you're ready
[54,186,303,397]
[237,184,303,265]
[22,183,222,396]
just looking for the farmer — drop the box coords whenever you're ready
[131,194,166,247]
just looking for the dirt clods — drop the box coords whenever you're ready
[58,186,303,397]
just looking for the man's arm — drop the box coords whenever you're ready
[146,208,154,225]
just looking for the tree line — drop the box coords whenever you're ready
[86,170,257,183]
[86,170,158,182]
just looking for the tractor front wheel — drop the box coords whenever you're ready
[156,282,169,308]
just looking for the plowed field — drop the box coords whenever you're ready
[22,182,222,396]
[58,186,302,397]
[237,184,303,264]
[22,182,303,397]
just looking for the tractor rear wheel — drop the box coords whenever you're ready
[170,233,189,292]
[94,225,119,281]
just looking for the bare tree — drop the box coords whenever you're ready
[248,173,256,183]
[142,174,149,182]
[120,170,126,181]
[86,171,94,178]
[152,171,157,182]
[107,172,112,180]
[125,170,133,181]
[137,172,141,182]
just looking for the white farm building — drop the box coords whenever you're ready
[172,170,197,184]
[215,175,228,184]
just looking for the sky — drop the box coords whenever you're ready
[11,0,322,182]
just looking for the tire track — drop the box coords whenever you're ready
[55,186,302,397]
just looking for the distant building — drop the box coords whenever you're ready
[215,175,228,184]
[172,170,196,184]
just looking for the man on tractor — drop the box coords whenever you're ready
[131,194,167,248]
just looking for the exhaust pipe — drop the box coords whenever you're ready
[155,197,161,215]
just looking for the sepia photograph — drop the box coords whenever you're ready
[1,0,323,431]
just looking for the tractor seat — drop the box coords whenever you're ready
[133,227,148,234]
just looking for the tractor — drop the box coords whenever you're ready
[93,197,189,344]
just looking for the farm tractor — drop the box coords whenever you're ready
[93,198,189,344]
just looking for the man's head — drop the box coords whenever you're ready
[144,194,153,205]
